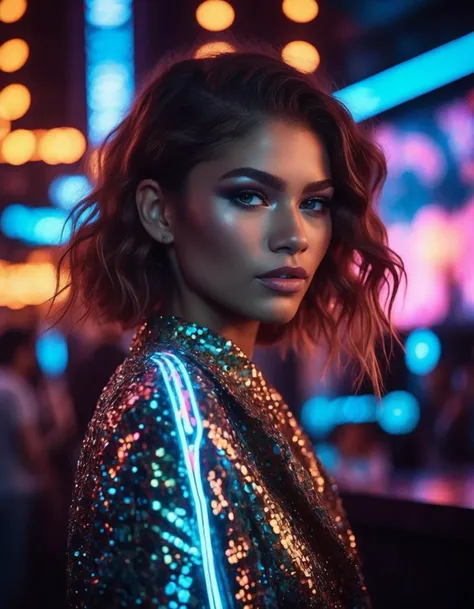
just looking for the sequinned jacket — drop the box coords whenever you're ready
[68,314,371,609]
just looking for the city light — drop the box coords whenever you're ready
[194,41,235,59]
[282,40,320,73]
[36,328,69,377]
[0,38,29,72]
[0,83,31,120]
[38,128,87,165]
[1,128,35,164]
[0,0,27,24]
[196,0,235,32]
[282,0,319,23]
[49,175,93,210]
[405,328,442,375]
[85,0,135,146]
[1,204,71,245]
[301,392,420,436]
[0,256,68,309]
[335,32,474,121]
[378,391,421,435]
[85,0,132,28]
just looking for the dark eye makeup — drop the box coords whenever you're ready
[219,187,333,214]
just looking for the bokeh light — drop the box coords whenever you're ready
[194,41,235,59]
[282,40,320,73]
[0,83,31,120]
[0,260,57,307]
[0,117,10,139]
[1,128,35,165]
[301,396,335,436]
[36,328,69,377]
[0,38,29,72]
[196,0,235,32]
[405,328,442,375]
[314,442,340,473]
[49,174,92,210]
[0,0,27,23]
[29,129,47,161]
[85,0,132,28]
[85,2,134,146]
[282,0,319,23]
[378,391,421,435]
[301,394,378,438]
[1,203,70,245]
[38,128,87,164]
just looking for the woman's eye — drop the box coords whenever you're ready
[302,197,331,213]
[231,191,266,207]
[229,190,331,212]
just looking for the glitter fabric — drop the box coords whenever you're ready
[68,314,371,608]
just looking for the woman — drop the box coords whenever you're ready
[59,45,404,608]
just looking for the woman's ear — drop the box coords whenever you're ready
[135,179,174,244]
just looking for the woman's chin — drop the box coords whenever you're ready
[252,302,300,325]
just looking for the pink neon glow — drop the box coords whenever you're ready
[373,89,474,327]
[387,222,450,328]
[452,198,474,309]
[374,126,447,186]
[400,132,447,186]
[437,100,474,160]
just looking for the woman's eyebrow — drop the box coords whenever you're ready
[218,167,333,194]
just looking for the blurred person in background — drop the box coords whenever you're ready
[418,360,456,467]
[67,326,126,450]
[435,359,474,466]
[331,423,392,493]
[0,328,59,609]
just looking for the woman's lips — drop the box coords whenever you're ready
[256,277,306,294]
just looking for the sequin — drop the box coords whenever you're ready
[68,314,370,608]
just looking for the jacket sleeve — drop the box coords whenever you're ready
[68,351,235,608]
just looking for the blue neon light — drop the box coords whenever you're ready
[314,442,340,474]
[301,392,421,436]
[152,352,224,609]
[1,204,71,245]
[301,394,379,437]
[378,391,420,435]
[36,328,69,377]
[85,0,132,28]
[49,175,92,210]
[405,328,441,375]
[85,0,134,146]
[335,32,474,121]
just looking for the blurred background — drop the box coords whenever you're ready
[0,0,473,608]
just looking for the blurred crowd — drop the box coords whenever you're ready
[327,358,474,505]
[0,324,127,609]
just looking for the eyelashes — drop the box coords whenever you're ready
[226,188,332,213]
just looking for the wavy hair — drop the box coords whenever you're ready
[52,42,405,396]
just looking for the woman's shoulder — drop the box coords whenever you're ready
[90,344,218,438]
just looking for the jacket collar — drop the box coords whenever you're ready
[130,313,276,426]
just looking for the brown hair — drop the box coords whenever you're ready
[52,42,405,396]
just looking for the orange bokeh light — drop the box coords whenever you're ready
[1,128,35,165]
[38,127,87,165]
[282,40,320,73]
[196,0,235,32]
[0,0,27,24]
[0,117,10,139]
[282,0,319,23]
[0,38,29,72]
[194,41,236,59]
[0,258,68,309]
[0,83,31,120]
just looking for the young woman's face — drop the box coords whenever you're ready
[168,119,334,325]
